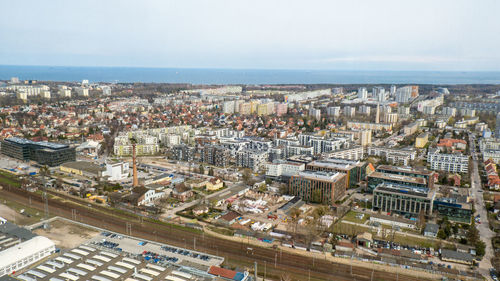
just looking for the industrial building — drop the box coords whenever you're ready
[0,137,75,167]
[0,222,56,277]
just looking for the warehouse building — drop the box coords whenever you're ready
[60,161,105,179]
[0,137,75,167]
[0,222,56,277]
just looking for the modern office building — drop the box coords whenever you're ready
[0,137,76,167]
[375,165,435,189]
[433,198,472,223]
[305,158,367,188]
[427,148,469,173]
[372,183,435,216]
[289,171,347,204]
[367,171,428,193]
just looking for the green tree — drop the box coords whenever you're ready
[208,167,214,176]
[475,240,486,256]
[467,221,480,244]
[199,164,205,175]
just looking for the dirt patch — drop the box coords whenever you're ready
[33,219,100,249]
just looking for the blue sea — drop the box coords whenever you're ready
[1,65,500,84]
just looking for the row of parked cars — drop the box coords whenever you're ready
[373,239,434,256]
[101,231,123,239]
[141,250,179,263]
[161,245,211,261]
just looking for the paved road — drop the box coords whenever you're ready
[470,137,495,280]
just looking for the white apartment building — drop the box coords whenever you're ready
[266,160,305,179]
[358,87,368,100]
[427,148,469,173]
[75,87,89,97]
[327,106,341,117]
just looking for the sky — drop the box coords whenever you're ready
[1,0,500,71]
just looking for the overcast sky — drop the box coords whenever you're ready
[1,0,499,71]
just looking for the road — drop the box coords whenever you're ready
[470,135,495,280]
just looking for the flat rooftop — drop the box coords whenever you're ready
[5,137,69,150]
[307,160,354,170]
[376,165,433,176]
[61,161,105,174]
[15,232,224,281]
[369,172,427,185]
[296,170,345,182]
[374,183,432,199]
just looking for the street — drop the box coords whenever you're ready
[470,136,495,280]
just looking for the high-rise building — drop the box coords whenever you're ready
[373,87,386,102]
[344,106,356,117]
[358,105,371,115]
[75,87,89,97]
[359,130,372,147]
[496,113,500,137]
[390,85,397,97]
[309,108,321,120]
[375,104,380,124]
[223,100,235,114]
[327,106,341,117]
[384,113,398,124]
[358,87,368,100]
[201,145,230,167]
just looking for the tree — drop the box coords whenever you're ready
[242,168,253,185]
[467,221,480,244]
[417,209,426,232]
[199,165,205,175]
[208,167,214,176]
[475,240,486,256]
[437,229,447,240]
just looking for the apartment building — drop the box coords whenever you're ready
[427,148,469,173]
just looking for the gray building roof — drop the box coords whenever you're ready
[424,223,439,234]
[0,222,36,240]
[441,249,473,262]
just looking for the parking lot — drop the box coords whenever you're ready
[89,231,223,269]
[15,231,225,281]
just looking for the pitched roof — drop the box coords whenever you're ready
[208,266,237,279]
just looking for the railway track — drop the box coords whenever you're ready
[0,186,431,281]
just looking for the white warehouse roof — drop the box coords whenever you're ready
[0,236,55,269]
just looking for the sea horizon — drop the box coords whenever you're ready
[1,65,500,85]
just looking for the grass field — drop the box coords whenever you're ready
[342,210,370,224]
[0,170,21,187]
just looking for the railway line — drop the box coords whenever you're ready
[0,185,432,281]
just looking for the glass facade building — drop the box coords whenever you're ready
[1,137,76,167]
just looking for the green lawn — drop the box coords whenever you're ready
[342,210,370,224]
[0,170,21,187]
